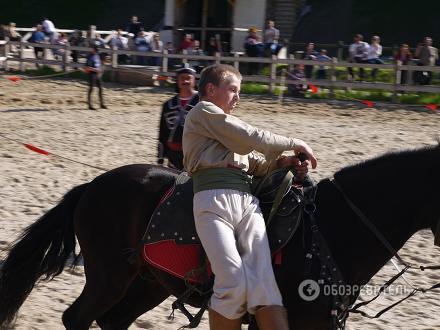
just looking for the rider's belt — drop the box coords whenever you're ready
[192,167,252,194]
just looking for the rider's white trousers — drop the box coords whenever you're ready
[193,189,283,319]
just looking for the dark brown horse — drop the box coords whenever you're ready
[1,145,439,329]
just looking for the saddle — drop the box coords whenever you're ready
[142,168,304,282]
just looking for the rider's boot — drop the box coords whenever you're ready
[208,308,242,330]
[255,305,289,330]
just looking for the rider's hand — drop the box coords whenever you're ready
[277,155,310,180]
[292,139,317,169]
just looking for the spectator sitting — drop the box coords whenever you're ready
[187,39,205,72]
[42,17,56,43]
[134,30,150,65]
[4,22,22,53]
[316,49,331,79]
[150,33,163,66]
[110,29,129,64]
[5,22,21,41]
[302,42,318,78]
[53,32,68,60]
[127,16,144,39]
[263,20,281,56]
[93,33,107,48]
[365,35,384,80]
[348,34,369,80]
[244,27,264,75]
[206,36,222,67]
[287,64,307,97]
[178,33,193,52]
[414,36,439,85]
[394,43,413,84]
[29,24,46,68]
[68,29,84,64]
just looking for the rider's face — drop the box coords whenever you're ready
[207,74,241,114]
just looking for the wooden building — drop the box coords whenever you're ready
[161,0,305,52]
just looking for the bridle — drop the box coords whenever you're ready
[330,178,440,322]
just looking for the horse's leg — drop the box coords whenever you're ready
[62,255,139,329]
[96,271,170,329]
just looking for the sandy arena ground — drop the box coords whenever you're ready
[0,76,439,329]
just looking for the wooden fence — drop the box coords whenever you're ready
[2,39,440,98]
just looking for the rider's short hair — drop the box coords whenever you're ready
[198,64,242,97]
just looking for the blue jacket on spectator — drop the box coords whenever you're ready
[30,31,45,43]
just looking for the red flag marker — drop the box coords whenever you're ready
[24,144,50,156]
[361,100,375,107]
[7,76,21,83]
[309,84,318,94]
[425,104,438,111]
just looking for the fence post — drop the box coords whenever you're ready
[215,51,220,65]
[278,68,287,105]
[19,41,25,72]
[288,54,295,72]
[62,42,69,72]
[269,55,277,93]
[162,49,168,72]
[111,46,118,81]
[4,37,10,71]
[234,52,239,70]
[330,57,337,98]
[337,41,344,61]
[392,60,401,103]
[182,49,188,66]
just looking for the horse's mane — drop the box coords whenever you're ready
[334,143,440,183]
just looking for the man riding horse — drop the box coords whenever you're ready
[182,64,318,329]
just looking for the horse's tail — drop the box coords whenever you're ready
[0,183,88,329]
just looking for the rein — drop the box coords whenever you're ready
[331,178,440,320]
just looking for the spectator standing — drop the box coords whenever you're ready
[415,37,438,85]
[244,27,264,75]
[134,30,150,65]
[316,49,331,79]
[263,20,281,56]
[365,35,384,80]
[302,42,318,79]
[42,17,56,43]
[394,43,413,84]
[348,34,369,80]
[150,33,164,66]
[158,67,199,170]
[127,16,144,39]
[29,25,46,68]
[85,45,107,110]
[110,29,129,64]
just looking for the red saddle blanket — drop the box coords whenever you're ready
[143,240,208,282]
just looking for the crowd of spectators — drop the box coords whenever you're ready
[0,18,438,88]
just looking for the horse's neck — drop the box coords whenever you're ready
[316,176,422,285]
